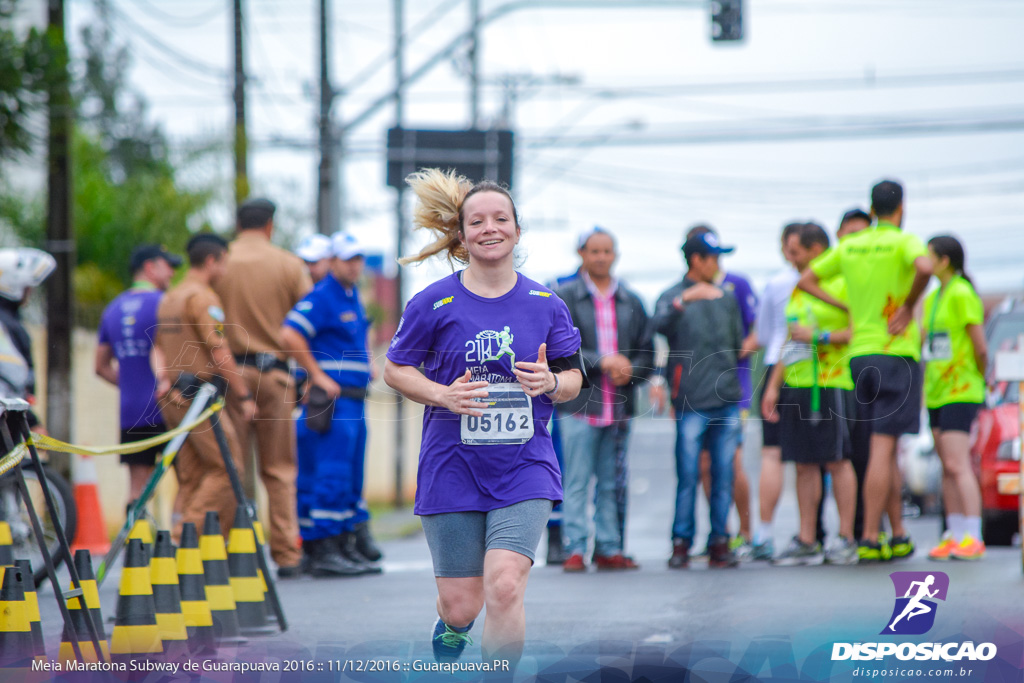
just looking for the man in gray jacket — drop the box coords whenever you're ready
[652,231,745,569]
[554,227,655,572]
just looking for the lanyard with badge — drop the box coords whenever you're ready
[923,288,952,362]
[460,382,535,445]
[781,300,821,423]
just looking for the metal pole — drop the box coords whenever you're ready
[393,0,405,507]
[469,0,480,128]
[233,0,249,204]
[316,0,334,235]
[45,0,74,470]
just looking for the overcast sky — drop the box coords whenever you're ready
[61,0,1024,305]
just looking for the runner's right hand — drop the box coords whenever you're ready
[761,384,780,424]
[442,370,489,417]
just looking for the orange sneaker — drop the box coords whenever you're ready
[951,534,985,561]
[928,533,957,561]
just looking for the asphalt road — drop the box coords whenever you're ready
[33,415,1024,681]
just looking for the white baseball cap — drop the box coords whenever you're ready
[331,232,365,261]
[0,248,57,302]
[295,233,333,262]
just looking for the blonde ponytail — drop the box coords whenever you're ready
[399,168,473,266]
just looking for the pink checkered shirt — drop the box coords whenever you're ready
[581,271,618,428]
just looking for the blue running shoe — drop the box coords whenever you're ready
[432,618,474,662]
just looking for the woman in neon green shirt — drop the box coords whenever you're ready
[922,236,987,561]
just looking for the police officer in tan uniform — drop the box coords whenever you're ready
[154,234,256,539]
[214,198,311,576]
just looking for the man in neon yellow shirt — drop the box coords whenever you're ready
[762,223,859,565]
[797,180,933,562]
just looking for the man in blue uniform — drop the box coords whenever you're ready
[281,232,382,577]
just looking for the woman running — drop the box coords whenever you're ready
[923,235,987,561]
[383,169,584,668]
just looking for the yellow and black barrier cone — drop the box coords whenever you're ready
[128,518,154,563]
[252,519,274,622]
[200,512,243,643]
[151,530,188,659]
[13,561,44,664]
[227,506,272,634]
[73,550,109,649]
[0,565,33,669]
[176,522,215,656]
[109,538,163,665]
[0,521,13,565]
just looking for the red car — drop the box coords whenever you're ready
[969,299,1024,546]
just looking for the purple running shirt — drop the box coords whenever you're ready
[387,272,582,515]
[97,286,164,429]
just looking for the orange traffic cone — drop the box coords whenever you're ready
[71,454,111,554]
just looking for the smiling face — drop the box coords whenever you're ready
[459,190,520,265]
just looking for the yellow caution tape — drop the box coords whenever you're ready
[0,400,224,473]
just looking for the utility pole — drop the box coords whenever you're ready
[233,0,248,205]
[469,0,480,128]
[45,0,74,470]
[316,0,334,235]
[392,0,405,507]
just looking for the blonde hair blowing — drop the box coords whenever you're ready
[400,168,474,266]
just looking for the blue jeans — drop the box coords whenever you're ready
[672,405,740,544]
[559,416,631,557]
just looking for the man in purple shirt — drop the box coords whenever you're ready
[96,244,181,507]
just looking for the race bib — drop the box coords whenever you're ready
[780,342,814,367]
[460,382,534,445]
[923,332,952,362]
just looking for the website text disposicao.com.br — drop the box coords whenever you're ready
[848,665,979,679]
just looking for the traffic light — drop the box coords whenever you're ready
[710,0,743,43]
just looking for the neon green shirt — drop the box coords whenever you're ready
[809,222,927,360]
[782,276,853,390]
[922,275,985,408]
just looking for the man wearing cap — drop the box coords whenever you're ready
[553,227,653,572]
[213,198,312,576]
[155,234,254,539]
[96,245,182,507]
[280,232,381,577]
[652,231,746,569]
[295,233,334,284]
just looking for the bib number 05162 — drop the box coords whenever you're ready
[461,382,534,445]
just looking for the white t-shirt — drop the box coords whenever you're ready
[757,268,800,366]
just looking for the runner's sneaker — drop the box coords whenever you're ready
[432,618,474,663]
[890,535,914,560]
[928,533,957,561]
[750,540,774,562]
[772,537,824,566]
[878,533,894,561]
[730,535,754,562]
[951,534,985,561]
[825,536,859,565]
[857,539,884,562]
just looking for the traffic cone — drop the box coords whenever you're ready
[70,454,111,554]
[226,506,272,634]
[253,519,273,621]
[151,530,188,658]
[128,518,155,563]
[13,561,44,664]
[0,521,13,565]
[73,549,108,646]
[0,565,33,669]
[109,538,162,665]
[200,512,243,643]
[176,523,215,656]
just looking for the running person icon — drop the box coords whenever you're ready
[384,169,584,671]
[888,575,939,632]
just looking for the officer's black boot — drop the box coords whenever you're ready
[305,537,367,577]
[337,532,383,574]
[353,521,383,562]
[546,525,567,565]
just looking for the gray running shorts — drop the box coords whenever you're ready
[420,499,554,578]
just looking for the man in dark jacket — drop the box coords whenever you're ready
[652,231,745,569]
[554,227,655,572]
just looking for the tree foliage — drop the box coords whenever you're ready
[0,0,53,160]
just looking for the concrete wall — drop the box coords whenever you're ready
[27,326,422,535]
